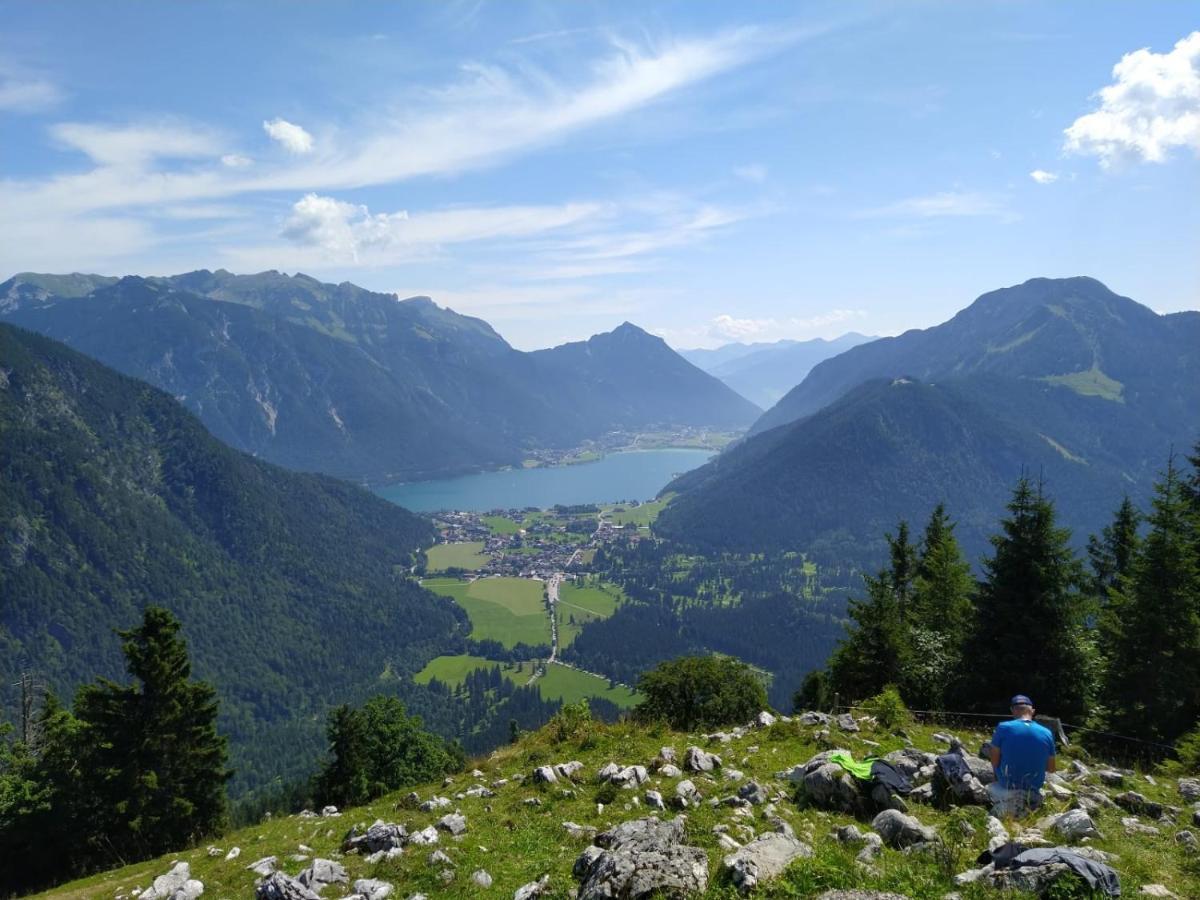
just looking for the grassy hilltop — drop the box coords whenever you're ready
[34,714,1200,900]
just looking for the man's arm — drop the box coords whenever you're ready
[1046,755,1057,773]
[990,744,1002,770]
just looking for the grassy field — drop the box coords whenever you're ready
[603,495,672,526]
[557,580,623,647]
[423,576,549,648]
[425,541,489,572]
[40,714,1199,900]
[531,662,638,708]
[414,654,527,687]
[481,515,521,535]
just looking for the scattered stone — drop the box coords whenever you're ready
[463,785,494,798]
[612,765,649,788]
[658,746,677,764]
[1097,769,1126,787]
[835,713,860,733]
[992,862,1076,894]
[597,762,621,782]
[754,711,777,728]
[471,870,493,888]
[522,797,541,807]
[1176,829,1197,852]
[659,764,682,778]
[871,809,939,849]
[737,780,769,805]
[722,832,813,893]
[797,711,831,726]
[531,765,557,784]
[684,746,721,772]
[908,783,935,804]
[436,813,467,836]
[1123,816,1161,835]
[835,824,865,844]
[298,860,348,893]
[206,847,222,858]
[555,761,584,781]
[247,857,279,878]
[140,863,204,900]
[574,816,709,900]
[343,821,407,854]
[408,826,440,846]
[255,873,319,900]
[1138,886,1176,898]
[1048,808,1102,841]
[419,796,451,812]
[1116,791,1166,819]
[353,879,393,900]
[985,816,1009,852]
[932,732,954,746]
[562,821,598,840]
[855,834,884,865]
[1179,778,1200,803]
[717,834,742,852]
[801,760,862,813]
[512,875,551,900]
[673,779,703,809]
[225,847,241,861]
[644,790,666,810]
[320,806,340,817]
[428,850,453,867]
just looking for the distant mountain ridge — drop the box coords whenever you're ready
[659,277,1200,565]
[0,270,758,481]
[682,333,875,408]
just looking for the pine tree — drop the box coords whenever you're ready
[905,504,975,708]
[828,570,909,702]
[73,606,229,863]
[1088,496,1141,599]
[1101,458,1200,742]
[959,477,1090,719]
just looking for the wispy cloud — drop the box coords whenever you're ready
[263,118,315,154]
[856,190,1015,221]
[1065,30,1200,167]
[0,58,63,112]
[657,308,868,348]
[733,163,768,183]
[1029,169,1058,184]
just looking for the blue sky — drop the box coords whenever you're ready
[1,1,1197,349]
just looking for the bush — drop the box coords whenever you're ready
[793,669,832,713]
[1171,721,1200,774]
[634,655,768,731]
[861,685,910,731]
[549,700,594,745]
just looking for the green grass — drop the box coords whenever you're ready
[603,495,672,527]
[425,541,489,572]
[557,580,623,647]
[1041,365,1125,402]
[481,515,521,535]
[32,716,1200,900]
[424,576,549,648]
[531,662,638,708]
[414,654,528,687]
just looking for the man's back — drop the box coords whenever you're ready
[992,718,1055,791]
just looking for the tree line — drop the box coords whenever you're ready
[798,447,1200,755]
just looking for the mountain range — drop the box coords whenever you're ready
[0,322,469,795]
[680,333,875,408]
[0,270,758,482]
[658,277,1200,564]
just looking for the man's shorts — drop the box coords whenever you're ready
[988,781,1043,818]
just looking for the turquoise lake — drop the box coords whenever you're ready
[374,448,715,512]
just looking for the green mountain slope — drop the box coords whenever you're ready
[0,271,758,481]
[751,277,1199,435]
[0,323,467,794]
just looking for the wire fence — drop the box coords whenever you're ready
[829,701,1179,766]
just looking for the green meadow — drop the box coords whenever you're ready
[531,662,638,708]
[423,576,549,648]
[557,579,623,647]
[424,541,489,572]
[413,654,527,687]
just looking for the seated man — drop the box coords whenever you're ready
[988,693,1056,817]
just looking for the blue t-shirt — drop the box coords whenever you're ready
[991,718,1056,791]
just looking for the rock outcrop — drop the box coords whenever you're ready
[573,816,709,899]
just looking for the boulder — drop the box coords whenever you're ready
[1179,778,1200,803]
[555,761,584,781]
[658,747,677,764]
[256,873,319,900]
[659,764,682,778]
[797,711,832,726]
[737,780,769,805]
[320,805,340,817]
[802,763,862,813]
[991,863,1075,894]
[247,857,279,877]
[871,809,939,849]
[471,870,493,888]
[574,816,709,899]
[1046,808,1102,841]
[754,711,777,728]
[645,790,666,810]
[612,765,649,788]
[673,779,703,809]
[428,850,453,867]
[343,821,406,853]
[684,746,721,772]
[721,833,813,893]
[436,813,467,836]
[141,863,204,900]
[855,833,884,865]
[597,762,621,782]
[1123,816,1161,835]
[1116,791,1166,820]
[835,713,860,733]
[1176,829,1197,852]
[419,796,451,812]
[225,847,241,861]
[1137,885,1176,897]
[297,859,348,893]
[353,879,393,900]
[513,875,552,899]
[1097,769,1125,787]
[408,825,440,845]
[531,765,557,784]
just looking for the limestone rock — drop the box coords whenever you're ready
[855,833,884,865]
[574,816,709,899]
[225,847,241,861]
[141,863,204,900]
[428,850,453,867]
[684,746,721,772]
[673,779,703,809]
[1178,778,1200,803]
[991,862,1075,894]
[297,859,348,893]
[408,825,440,845]
[419,796,451,812]
[343,821,406,854]
[721,832,813,893]
[597,762,621,782]
[754,711,777,728]
[644,790,666,810]
[531,765,557,784]
[555,761,584,781]
[512,875,551,899]
[738,780,769,805]
[436,813,468,836]
[871,809,939,849]
[247,857,279,877]
[835,713,860,732]
[1137,885,1176,897]
[803,763,862,813]
[797,711,831,726]
[1049,808,1102,841]
[659,764,682,778]
[1116,791,1166,819]
[1123,816,1161,835]
[471,870,493,888]
[563,821,598,840]
[320,805,340,817]
[353,879,393,900]
[256,873,319,900]
[1097,769,1125,787]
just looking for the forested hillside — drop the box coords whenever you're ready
[0,271,757,481]
[0,324,466,795]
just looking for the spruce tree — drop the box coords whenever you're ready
[828,571,909,702]
[1087,496,1141,599]
[960,477,1090,719]
[74,607,229,862]
[1102,459,1200,742]
[905,504,975,708]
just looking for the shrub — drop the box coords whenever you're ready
[634,655,768,731]
[1171,721,1200,774]
[861,685,910,731]
[549,700,594,745]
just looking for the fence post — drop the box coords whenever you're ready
[832,692,840,714]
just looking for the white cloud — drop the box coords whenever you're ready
[1064,30,1200,166]
[0,75,62,112]
[733,163,768,183]
[262,117,314,154]
[710,314,778,340]
[1029,169,1058,184]
[660,308,868,348]
[857,190,1014,221]
[278,192,604,263]
[221,153,253,168]
[51,122,222,167]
